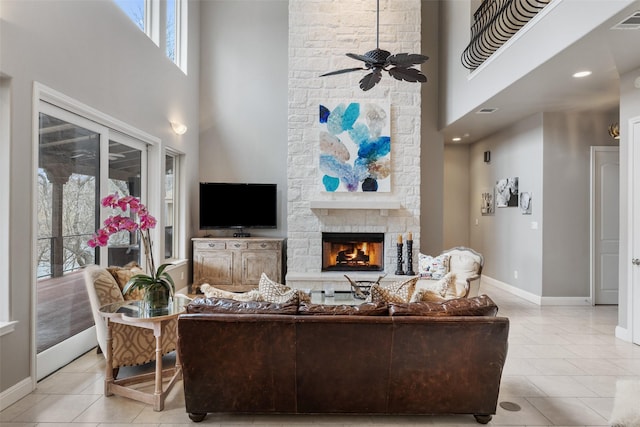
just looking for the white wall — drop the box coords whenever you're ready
[0,0,200,397]
[198,0,289,239]
[469,114,544,296]
[466,110,619,300]
[542,110,618,298]
[439,0,634,128]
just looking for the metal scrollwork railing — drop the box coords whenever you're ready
[461,0,552,70]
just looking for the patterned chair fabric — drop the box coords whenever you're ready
[83,265,176,368]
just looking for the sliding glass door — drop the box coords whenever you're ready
[36,103,146,379]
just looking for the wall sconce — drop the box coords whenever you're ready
[170,121,188,135]
[608,122,620,140]
[484,151,491,163]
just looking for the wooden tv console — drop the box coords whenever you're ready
[192,237,284,292]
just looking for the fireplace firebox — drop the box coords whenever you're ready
[322,232,384,272]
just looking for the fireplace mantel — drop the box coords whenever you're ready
[309,199,401,215]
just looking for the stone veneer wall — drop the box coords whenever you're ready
[287,0,422,283]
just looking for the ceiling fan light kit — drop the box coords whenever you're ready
[321,0,429,91]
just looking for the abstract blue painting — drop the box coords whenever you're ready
[318,102,391,192]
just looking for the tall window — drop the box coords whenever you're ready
[113,0,187,72]
[114,0,145,31]
[164,153,179,259]
[0,76,15,336]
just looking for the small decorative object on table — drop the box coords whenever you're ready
[345,274,387,299]
[87,193,175,315]
[395,234,405,275]
[406,232,415,276]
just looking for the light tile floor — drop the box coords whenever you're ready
[1,284,639,426]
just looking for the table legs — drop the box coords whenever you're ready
[104,318,180,412]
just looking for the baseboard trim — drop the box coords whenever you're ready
[615,325,631,342]
[481,276,592,306]
[0,377,33,412]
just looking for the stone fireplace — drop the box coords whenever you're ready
[322,232,384,272]
[285,0,422,290]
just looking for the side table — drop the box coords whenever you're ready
[99,296,190,411]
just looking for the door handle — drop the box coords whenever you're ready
[633,258,640,266]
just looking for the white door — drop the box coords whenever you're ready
[591,146,619,305]
[631,118,640,345]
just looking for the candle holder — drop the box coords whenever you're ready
[406,239,415,276]
[395,243,405,275]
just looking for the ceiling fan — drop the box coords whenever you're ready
[320,0,429,91]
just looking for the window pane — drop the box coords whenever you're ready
[106,140,143,267]
[114,0,145,31]
[164,155,175,259]
[166,0,177,62]
[37,113,98,352]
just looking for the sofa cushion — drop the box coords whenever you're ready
[107,262,145,301]
[418,253,450,279]
[200,283,264,302]
[410,273,457,302]
[388,295,498,317]
[298,301,388,316]
[186,297,299,315]
[258,273,311,304]
[368,276,418,303]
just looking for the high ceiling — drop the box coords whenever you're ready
[441,2,640,144]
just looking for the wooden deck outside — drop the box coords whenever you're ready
[37,270,94,353]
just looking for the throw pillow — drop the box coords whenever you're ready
[418,253,433,278]
[86,265,125,306]
[199,283,264,302]
[368,276,418,304]
[107,262,145,301]
[258,273,310,304]
[388,295,499,317]
[418,253,450,279]
[411,273,457,302]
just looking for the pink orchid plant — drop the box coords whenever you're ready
[88,194,174,299]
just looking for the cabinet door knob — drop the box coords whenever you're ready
[260,243,267,248]
[208,243,215,247]
[633,258,640,266]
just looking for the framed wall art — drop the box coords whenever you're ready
[318,102,391,192]
[496,177,519,207]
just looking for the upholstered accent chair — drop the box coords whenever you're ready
[415,247,484,301]
[83,264,177,376]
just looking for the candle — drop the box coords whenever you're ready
[397,234,402,244]
[408,232,412,241]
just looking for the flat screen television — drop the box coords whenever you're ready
[199,183,277,235]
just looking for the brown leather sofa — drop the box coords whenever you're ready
[177,296,509,424]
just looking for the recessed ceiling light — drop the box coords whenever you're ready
[452,137,461,142]
[573,70,592,78]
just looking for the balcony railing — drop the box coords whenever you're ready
[461,0,552,70]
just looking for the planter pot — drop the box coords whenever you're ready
[144,287,170,315]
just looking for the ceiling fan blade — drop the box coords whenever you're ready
[320,67,366,77]
[359,70,382,91]
[386,53,429,67]
[346,53,375,64]
[388,66,427,83]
